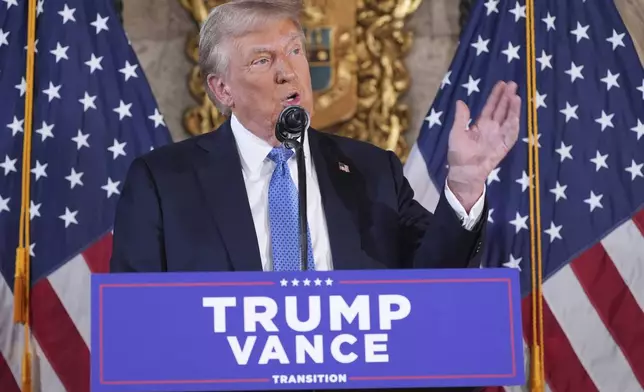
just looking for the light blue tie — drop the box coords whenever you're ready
[267,146,315,271]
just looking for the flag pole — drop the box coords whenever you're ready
[525,0,545,390]
[13,0,38,390]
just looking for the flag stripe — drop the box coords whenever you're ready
[571,242,644,388]
[544,265,643,392]
[82,233,113,273]
[31,280,90,392]
[47,254,92,348]
[0,274,24,388]
[0,354,19,392]
[31,337,67,392]
[601,215,644,311]
[521,295,598,392]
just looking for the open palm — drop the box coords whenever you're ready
[446,81,521,208]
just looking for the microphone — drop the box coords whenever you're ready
[274,105,310,272]
[275,105,309,149]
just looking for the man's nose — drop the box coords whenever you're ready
[275,58,296,84]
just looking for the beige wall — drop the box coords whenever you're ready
[123,0,644,147]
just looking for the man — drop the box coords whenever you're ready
[110,0,520,390]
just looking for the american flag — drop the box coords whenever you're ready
[404,0,644,391]
[0,0,172,390]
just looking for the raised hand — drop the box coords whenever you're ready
[446,80,521,211]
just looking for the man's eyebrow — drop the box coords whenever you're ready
[249,34,303,54]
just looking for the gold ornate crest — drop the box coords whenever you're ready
[178,0,419,160]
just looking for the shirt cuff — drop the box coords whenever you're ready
[444,180,486,231]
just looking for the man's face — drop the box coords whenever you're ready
[209,18,313,145]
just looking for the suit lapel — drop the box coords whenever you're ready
[308,130,368,270]
[193,121,263,271]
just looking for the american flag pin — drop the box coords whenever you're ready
[338,162,350,173]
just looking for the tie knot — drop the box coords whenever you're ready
[268,146,294,164]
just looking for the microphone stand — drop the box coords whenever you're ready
[283,133,308,272]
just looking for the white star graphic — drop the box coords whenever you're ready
[595,110,614,131]
[535,91,547,109]
[559,102,578,122]
[425,108,442,128]
[23,39,38,53]
[584,191,603,212]
[3,0,18,9]
[555,141,573,162]
[35,121,55,142]
[536,50,552,71]
[30,201,41,220]
[625,160,643,181]
[0,29,9,48]
[31,160,48,181]
[29,243,35,258]
[102,177,121,198]
[303,278,311,286]
[0,155,17,175]
[14,77,27,97]
[549,181,567,202]
[314,278,322,286]
[564,62,584,83]
[119,61,139,81]
[471,35,489,56]
[65,168,84,189]
[108,139,127,159]
[36,0,43,16]
[631,119,644,141]
[7,116,24,136]
[461,75,480,96]
[522,133,541,148]
[0,194,9,214]
[79,92,97,112]
[509,212,529,234]
[291,278,300,287]
[72,129,90,150]
[113,100,133,120]
[501,42,521,63]
[606,29,625,50]
[487,208,494,224]
[280,279,288,287]
[600,70,620,91]
[42,82,62,102]
[58,4,76,24]
[515,171,532,192]
[85,53,103,73]
[91,13,109,34]
[503,255,522,270]
[440,71,451,89]
[590,151,609,172]
[484,0,499,15]
[149,109,165,128]
[638,79,644,100]
[544,222,563,243]
[542,12,556,31]
[50,42,69,63]
[325,278,333,286]
[509,1,526,22]
[570,22,590,42]
[59,207,79,228]
[487,167,501,185]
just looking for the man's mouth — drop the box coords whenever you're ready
[284,92,301,105]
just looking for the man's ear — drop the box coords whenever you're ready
[207,74,233,107]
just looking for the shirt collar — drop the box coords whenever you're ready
[230,113,312,174]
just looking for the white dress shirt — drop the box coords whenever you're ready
[229,114,486,272]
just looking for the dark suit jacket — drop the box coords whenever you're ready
[110,119,487,392]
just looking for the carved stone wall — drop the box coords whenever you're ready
[123,0,644,147]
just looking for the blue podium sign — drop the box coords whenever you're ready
[91,268,525,391]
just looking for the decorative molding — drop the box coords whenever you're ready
[178,0,420,161]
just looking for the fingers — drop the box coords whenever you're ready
[452,100,471,134]
[480,81,506,120]
[493,82,518,123]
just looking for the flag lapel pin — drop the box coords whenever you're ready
[338,162,350,173]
